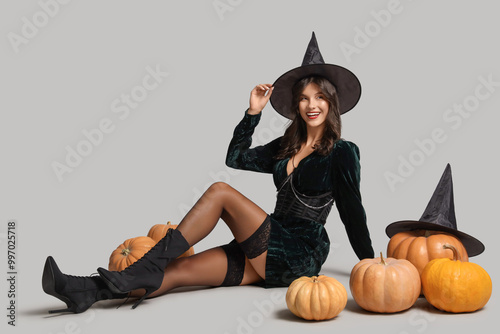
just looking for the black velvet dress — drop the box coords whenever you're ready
[226,110,374,287]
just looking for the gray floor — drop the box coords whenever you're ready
[2,1,498,333]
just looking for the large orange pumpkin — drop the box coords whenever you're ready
[421,244,492,313]
[387,229,468,275]
[147,222,194,258]
[108,236,156,271]
[286,275,347,320]
[350,252,421,313]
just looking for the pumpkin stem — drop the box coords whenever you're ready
[424,230,432,237]
[312,276,318,283]
[443,243,460,261]
[121,248,131,256]
[167,221,171,225]
[380,252,387,265]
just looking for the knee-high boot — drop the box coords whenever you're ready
[97,228,190,309]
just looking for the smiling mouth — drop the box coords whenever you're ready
[306,112,320,119]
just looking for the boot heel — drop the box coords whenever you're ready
[49,306,75,314]
[131,289,155,309]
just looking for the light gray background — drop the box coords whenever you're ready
[1,0,498,333]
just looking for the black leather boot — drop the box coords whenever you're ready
[42,256,128,314]
[97,228,190,309]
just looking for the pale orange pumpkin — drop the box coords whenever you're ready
[350,252,421,313]
[108,236,156,271]
[147,222,194,258]
[421,244,492,313]
[286,275,347,320]
[387,229,468,275]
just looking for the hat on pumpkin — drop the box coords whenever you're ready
[385,163,485,257]
[270,32,362,119]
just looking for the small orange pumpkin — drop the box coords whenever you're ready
[350,252,421,313]
[147,222,194,258]
[108,236,156,271]
[286,275,347,320]
[421,244,492,313]
[387,229,468,275]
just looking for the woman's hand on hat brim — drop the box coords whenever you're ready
[248,84,274,115]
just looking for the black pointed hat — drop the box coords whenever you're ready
[270,32,362,119]
[386,164,485,257]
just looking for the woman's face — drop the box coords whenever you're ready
[298,82,329,130]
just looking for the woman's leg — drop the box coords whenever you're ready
[97,181,269,308]
[176,182,269,278]
[129,246,263,298]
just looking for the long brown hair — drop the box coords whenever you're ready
[276,76,341,159]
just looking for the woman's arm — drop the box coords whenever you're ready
[225,84,279,173]
[332,140,375,260]
[225,109,281,173]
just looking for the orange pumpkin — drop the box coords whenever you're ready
[387,229,468,275]
[421,244,492,313]
[286,275,347,320]
[147,222,194,258]
[108,236,156,271]
[350,252,421,313]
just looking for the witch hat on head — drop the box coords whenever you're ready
[386,164,485,257]
[270,32,362,119]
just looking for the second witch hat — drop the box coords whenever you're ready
[385,164,485,257]
[270,32,362,119]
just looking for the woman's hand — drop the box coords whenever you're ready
[248,84,274,115]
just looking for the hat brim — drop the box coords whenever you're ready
[270,63,361,119]
[385,220,485,257]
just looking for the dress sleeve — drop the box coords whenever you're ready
[332,140,374,260]
[225,109,281,173]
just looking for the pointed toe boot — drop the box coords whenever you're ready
[42,256,127,314]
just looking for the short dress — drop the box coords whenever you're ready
[225,110,374,287]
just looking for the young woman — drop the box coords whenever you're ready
[42,32,374,313]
